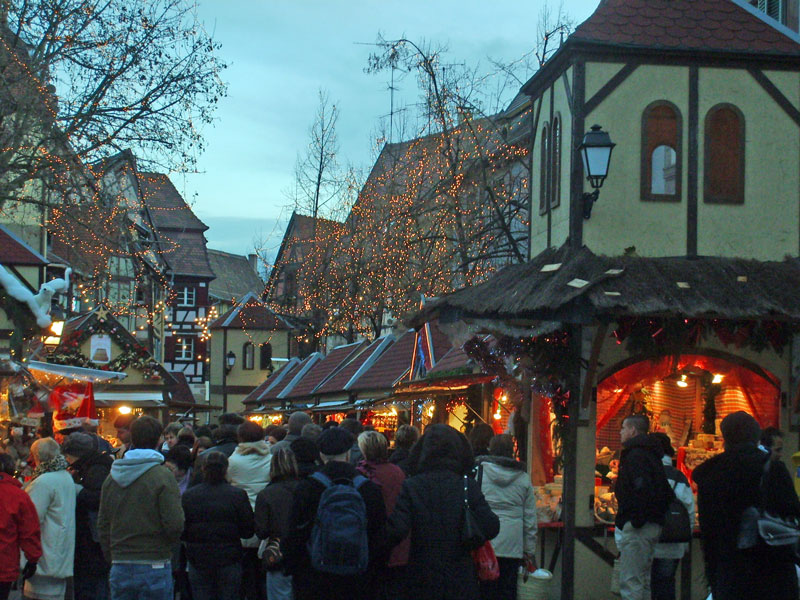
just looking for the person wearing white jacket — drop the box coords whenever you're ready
[650,432,694,600]
[227,421,272,600]
[23,438,77,600]
[476,433,538,600]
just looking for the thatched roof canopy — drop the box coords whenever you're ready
[410,245,800,328]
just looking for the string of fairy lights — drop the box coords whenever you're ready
[267,108,531,341]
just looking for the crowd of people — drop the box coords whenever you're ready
[614,411,800,600]
[0,413,538,600]
[5,406,795,600]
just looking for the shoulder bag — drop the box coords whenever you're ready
[737,459,800,549]
[466,465,500,581]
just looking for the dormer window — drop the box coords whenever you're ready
[704,104,745,204]
[641,101,682,202]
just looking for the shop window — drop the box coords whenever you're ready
[243,342,254,370]
[550,116,562,209]
[704,104,745,204]
[260,343,273,370]
[641,101,682,201]
[538,123,550,214]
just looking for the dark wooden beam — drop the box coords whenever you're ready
[748,68,800,128]
[569,58,586,247]
[584,62,639,116]
[687,66,699,257]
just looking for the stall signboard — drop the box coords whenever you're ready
[89,334,112,364]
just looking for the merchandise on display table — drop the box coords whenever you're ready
[536,475,563,523]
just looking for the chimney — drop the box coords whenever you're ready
[247,253,259,273]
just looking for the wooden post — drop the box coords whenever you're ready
[561,324,582,600]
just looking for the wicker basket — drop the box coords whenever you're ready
[517,568,553,600]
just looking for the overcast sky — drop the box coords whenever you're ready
[183,0,600,258]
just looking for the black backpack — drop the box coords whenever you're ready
[659,477,691,543]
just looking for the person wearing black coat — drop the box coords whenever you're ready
[693,412,800,600]
[63,432,114,600]
[283,428,388,600]
[254,447,300,600]
[615,415,672,600]
[181,451,255,600]
[388,424,500,600]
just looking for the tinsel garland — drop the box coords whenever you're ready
[613,317,795,357]
[464,332,579,470]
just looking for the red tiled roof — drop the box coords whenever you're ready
[428,335,491,376]
[284,342,367,400]
[210,294,299,331]
[0,224,46,266]
[572,0,800,55]
[243,359,299,405]
[427,345,471,376]
[349,330,416,391]
[315,337,393,395]
[139,173,208,231]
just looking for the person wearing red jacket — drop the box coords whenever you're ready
[0,452,42,600]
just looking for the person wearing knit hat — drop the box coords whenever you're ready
[289,437,320,478]
[694,411,800,600]
[283,424,387,600]
[719,411,761,448]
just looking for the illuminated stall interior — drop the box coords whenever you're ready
[595,354,779,483]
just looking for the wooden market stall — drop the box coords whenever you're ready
[412,244,800,600]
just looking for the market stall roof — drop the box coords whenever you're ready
[410,244,800,329]
[25,361,127,383]
[313,336,394,396]
[311,400,354,412]
[393,373,495,396]
[94,391,165,407]
[282,341,367,401]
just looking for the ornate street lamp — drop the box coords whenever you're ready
[578,124,616,219]
[225,350,236,374]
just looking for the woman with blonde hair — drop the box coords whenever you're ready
[255,447,300,600]
[357,430,409,598]
[24,437,77,600]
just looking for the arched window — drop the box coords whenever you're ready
[243,342,254,370]
[704,104,745,204]
[641,101,682,201]
[539,123,550,214]
[260,343,273,371]
[550,116,562,209]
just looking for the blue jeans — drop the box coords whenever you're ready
[650,558,679,600]
[188,562,242,600]
[266,570,293,600]
[109,562,172,600]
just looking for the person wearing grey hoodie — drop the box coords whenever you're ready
[97,416,184,600]
[476,434,538,600]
